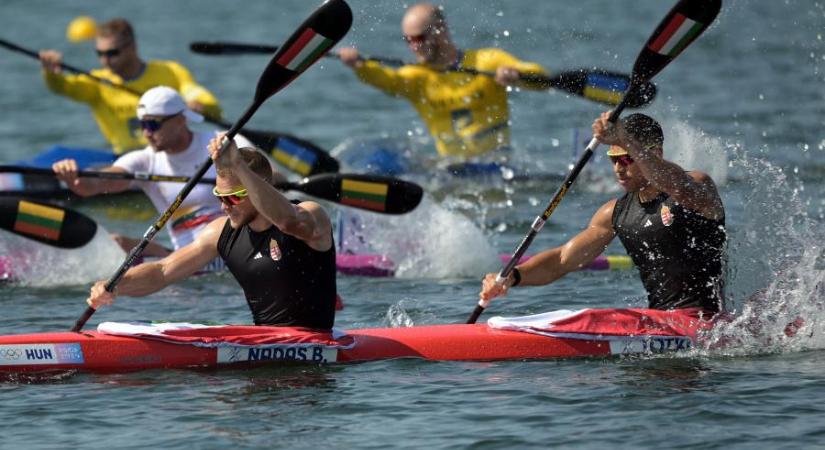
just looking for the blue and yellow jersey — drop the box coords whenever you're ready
[354,48,546,158]
[43,60,222,154]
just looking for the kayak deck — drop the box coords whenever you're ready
[0,324,663,374]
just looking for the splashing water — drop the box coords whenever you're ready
[702,146,825,355]
[0,226,126,287]
[666,120,730,185]
[335,196,499,279]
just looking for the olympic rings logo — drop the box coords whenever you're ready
[0,348,22,360]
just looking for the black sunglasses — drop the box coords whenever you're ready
[139,114,179,132]
[95,40,132,58]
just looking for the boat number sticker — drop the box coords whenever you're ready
[217,344,337,364]
[0,344,84,365]
[608,336,692,355]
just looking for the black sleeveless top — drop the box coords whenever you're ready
[612,191,726,313]
[217,218,337,328]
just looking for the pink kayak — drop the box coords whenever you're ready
[335,253,633,277]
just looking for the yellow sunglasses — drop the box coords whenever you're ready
[212,186,249,206]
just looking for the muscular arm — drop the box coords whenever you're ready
[52,160,132,197]
[482,49,548,91]
[353,60,422,100]
[592,111,724,221]
[518,200,617,286]
[233,161,333,251]
[106,218,223,298]
[41,66,101,104]
[480,200,617,302]
[623,139,723,221]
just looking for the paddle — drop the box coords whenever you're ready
[466,0,722,324]
[0,38,340,176]
[191,41,656,108]
[0,198,97,249]
[71,0,353,332]
[0,165,423,214]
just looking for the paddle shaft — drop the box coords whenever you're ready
[190,41,655,107]
[466,104,628,325]
[0,38,339,175]
[467,0,722,324]
[71,107,254,332]
[71,0,354,331]
[0,165,216,184]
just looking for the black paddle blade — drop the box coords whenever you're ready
[548,69,658,108]
[254,0,353,103]
[190,41,278,55]
[632,0,722,83]
[0,198,97,249]
[239,128,340,176]
[293,173,423,214]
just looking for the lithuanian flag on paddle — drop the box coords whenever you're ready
[341,178,388,212]
[276,28,334,73]
[13,200,64,241]
[647,13,705,58]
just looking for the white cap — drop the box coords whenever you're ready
[136,86,203,123]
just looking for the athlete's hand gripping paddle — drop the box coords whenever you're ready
[467,0,722,324]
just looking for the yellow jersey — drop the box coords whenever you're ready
[354,48,546,158]
[43,60,222,154]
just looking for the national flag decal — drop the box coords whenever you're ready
[341,179,388,212]
[272,138,318,176]
[269,238,282,261]
[583,73,629,104]
[14,200,65,241]
[648,13,704,58]
[276,28,334,73]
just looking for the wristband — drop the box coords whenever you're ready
[511,268,521,287]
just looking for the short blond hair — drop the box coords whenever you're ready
[97,18,135,43]
[216,147,273,183]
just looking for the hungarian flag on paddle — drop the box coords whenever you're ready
[253,0,352,101]
[632,0,721,82]
[276,28,335,72]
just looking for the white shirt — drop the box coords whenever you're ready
[114,130,252,249]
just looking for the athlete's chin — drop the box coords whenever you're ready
[227,214,248,229]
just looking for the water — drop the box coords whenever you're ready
[2,0,825,448]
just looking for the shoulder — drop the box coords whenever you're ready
[147,60,189,72]
[296,200,330,222]
[144,60,193,81]
[592,199,618,226]
[199,216,230,244]
[113,147,152,168]
[397,64,429,78]
[472,48,513,64]
[686,170,718,188]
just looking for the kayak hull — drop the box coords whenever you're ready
[0,323,677,374]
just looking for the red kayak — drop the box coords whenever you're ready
[0,309,708,374]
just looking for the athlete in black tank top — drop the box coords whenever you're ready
[217,215,337,328]
[83,136,338,329]
[612,191,726,312]
[479,112,728,317]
